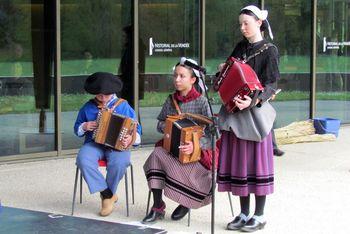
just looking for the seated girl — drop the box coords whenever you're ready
[142,58,218,224]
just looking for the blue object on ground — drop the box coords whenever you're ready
[313,118,341,137]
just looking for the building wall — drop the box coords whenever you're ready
[0,0,349,160]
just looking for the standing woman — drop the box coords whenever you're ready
[216,5,279,232]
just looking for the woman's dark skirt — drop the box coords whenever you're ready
[217,130,274,196]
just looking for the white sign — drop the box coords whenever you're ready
[323,37,350,52]
[149,37,190,56]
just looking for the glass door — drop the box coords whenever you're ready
[205,0,259,119]
[315,0,350,123]
[263,0,312,127]
[0,0,56,157]
[61,0,133,150]
[139,0,200,144]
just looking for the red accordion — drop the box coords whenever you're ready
[214,57,264,112]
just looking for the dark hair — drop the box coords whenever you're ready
[174,62,198,79]
[240,9,268,32]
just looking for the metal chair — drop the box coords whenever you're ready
[71,159,134,216]
[145,190,234,227]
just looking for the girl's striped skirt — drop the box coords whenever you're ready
[143,147,212,209]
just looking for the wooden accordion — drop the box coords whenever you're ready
[214,57,264,112]
[163,114,210,164]
[93,110,137,151]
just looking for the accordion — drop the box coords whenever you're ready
[93,110,137,151]
[214,57,264,112]
[163,115,207,164]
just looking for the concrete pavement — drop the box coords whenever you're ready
[0,126,350,234]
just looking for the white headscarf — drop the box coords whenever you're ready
[241,5,274,40]
[173,57,207,93]
[179,57,201,78]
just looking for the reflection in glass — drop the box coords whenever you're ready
[205,0,257,74]
[206,1,311,127]
[0,1,56,156]
[139,0,200,144]
[118,24,147,109]
[264,1,311,127]
[61,0,133,150]
[205,0,259,124]
[316,0,350,123]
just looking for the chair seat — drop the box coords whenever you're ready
[72,159,134,217]
[98,160,107,167]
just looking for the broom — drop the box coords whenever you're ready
[275,120,315,139]
[276,133,336,145]
[275,120,336,145]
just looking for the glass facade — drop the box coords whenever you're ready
[264,0,312,127]
[0,0,349,161]
[205,0,258,121]
[315,0,350,122]
[0,1,56,157]
[139,0,200,144]
[60,0,133,150]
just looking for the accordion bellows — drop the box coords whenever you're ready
[93,110,136,151]
[163,115,204,164]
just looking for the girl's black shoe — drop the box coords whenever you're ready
[142,203,166,224]
[171,205,189,221]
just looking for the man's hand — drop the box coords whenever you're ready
[122,134,133,149]
[83,121,98,131]
[179,141,194,155]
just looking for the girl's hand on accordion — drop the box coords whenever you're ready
[179,141,194,155]
[83,121,98,131]
[122,134,133,149]
[234,95,252,110]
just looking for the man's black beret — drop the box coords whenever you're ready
[84,72,123,95]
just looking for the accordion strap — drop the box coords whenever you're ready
[244,43,273,63]
[109,98,125,112]
[171,94,182,115]
[190,131,201,161]
[184,113,213,125]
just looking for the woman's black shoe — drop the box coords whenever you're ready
[141,203,166,224]
[273,148,285,156]
[171,205,189,221]
[240,218,266,232]
[227,216,247,230]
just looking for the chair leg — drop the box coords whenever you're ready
[187,209,191,227]
[146,190,151,215]
[79,171,83,204]
[125,170,129,217]
[228,192,234,217]
[130,164,135,205]
[71,167,79,216]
